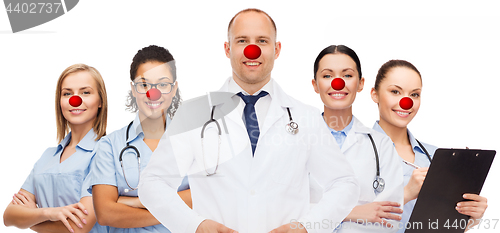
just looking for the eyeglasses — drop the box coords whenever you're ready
[133,81,175,94]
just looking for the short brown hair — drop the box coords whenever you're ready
[55,64,108,143]
[227,8,277,39]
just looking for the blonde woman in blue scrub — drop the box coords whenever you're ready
[89,45,190,233]
[3,64,108,233]
[370,59,488,232]
[311,45,404,232]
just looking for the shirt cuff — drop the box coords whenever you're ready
[186,216,207,233]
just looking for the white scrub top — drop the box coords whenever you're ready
[89,113,189,233]
[21,129,108,233]
[312,117,404,233]
[373,121,437,233]
[139,78,359,233]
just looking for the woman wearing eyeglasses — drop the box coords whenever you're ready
[89,45,191,233]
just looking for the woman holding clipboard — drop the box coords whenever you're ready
[370,59,487,232]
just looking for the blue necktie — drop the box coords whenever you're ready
[237,91,268,155]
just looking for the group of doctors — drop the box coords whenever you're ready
[3,8,488,233]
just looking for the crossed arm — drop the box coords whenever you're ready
[4,189,96,233]
[92,184,192,228]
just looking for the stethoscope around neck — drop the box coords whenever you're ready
[367,134,385,193]
[119,121,141,193]
[367,134,432,193]
[200,103,299,176]
[201,106,222,176]
[416,139,432,162]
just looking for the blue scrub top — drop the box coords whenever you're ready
[21,129,108,233]
[373,121,437,233]
[89,113,189,233]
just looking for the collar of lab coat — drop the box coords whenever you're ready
[218,77,294,139]
[341,116,372,153]
[227,76,274,97]
[127,112,171,144]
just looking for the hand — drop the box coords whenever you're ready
[12,190,37,208]
[345,201,402,228]
[269,223,307,233]
[43,203,89,233]
[195,219,238,233]
[404,167,428,203]
[117,196,146,209]
[456,194,487,231]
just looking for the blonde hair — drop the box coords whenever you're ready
[55,64,108,143]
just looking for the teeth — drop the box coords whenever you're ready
[146,102,161,107]
[70,110,83,113]
[245,62,260,66]
[395,111,410,115]
[330,93,345,97]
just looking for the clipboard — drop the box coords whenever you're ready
[405,148,495,232]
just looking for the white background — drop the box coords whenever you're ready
[1,0,499,232]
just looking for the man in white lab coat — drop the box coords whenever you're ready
[139,8,359,233]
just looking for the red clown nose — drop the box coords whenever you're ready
[243,44,261,59]
[146,88,161,101]
[399,97,413,110]
[331,78,345,90]
[69,96,82,107]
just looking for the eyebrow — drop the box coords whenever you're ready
[320,68,355,73]
[135,77,172,82]
[234,35,271,40]
[62,86,93,91]
[389,85,421,92]
[389,85,402,90]
[158,77,172,81]
[234,36,248,40]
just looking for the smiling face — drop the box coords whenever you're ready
[312,53,364,111]
[371,66,422,129]
[60,71,101,129]
[224,11,281,91]
[131,61,178,120]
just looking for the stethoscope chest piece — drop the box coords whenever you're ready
[286,121,299,135]
[367,133,385,193]
[285,107,299,135]
[373,176,385,193]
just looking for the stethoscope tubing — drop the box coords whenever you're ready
[367,133,432,193]
[119,121,141,192]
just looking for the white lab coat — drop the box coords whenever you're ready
[139,78,360,233]
[311,117,404,233]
